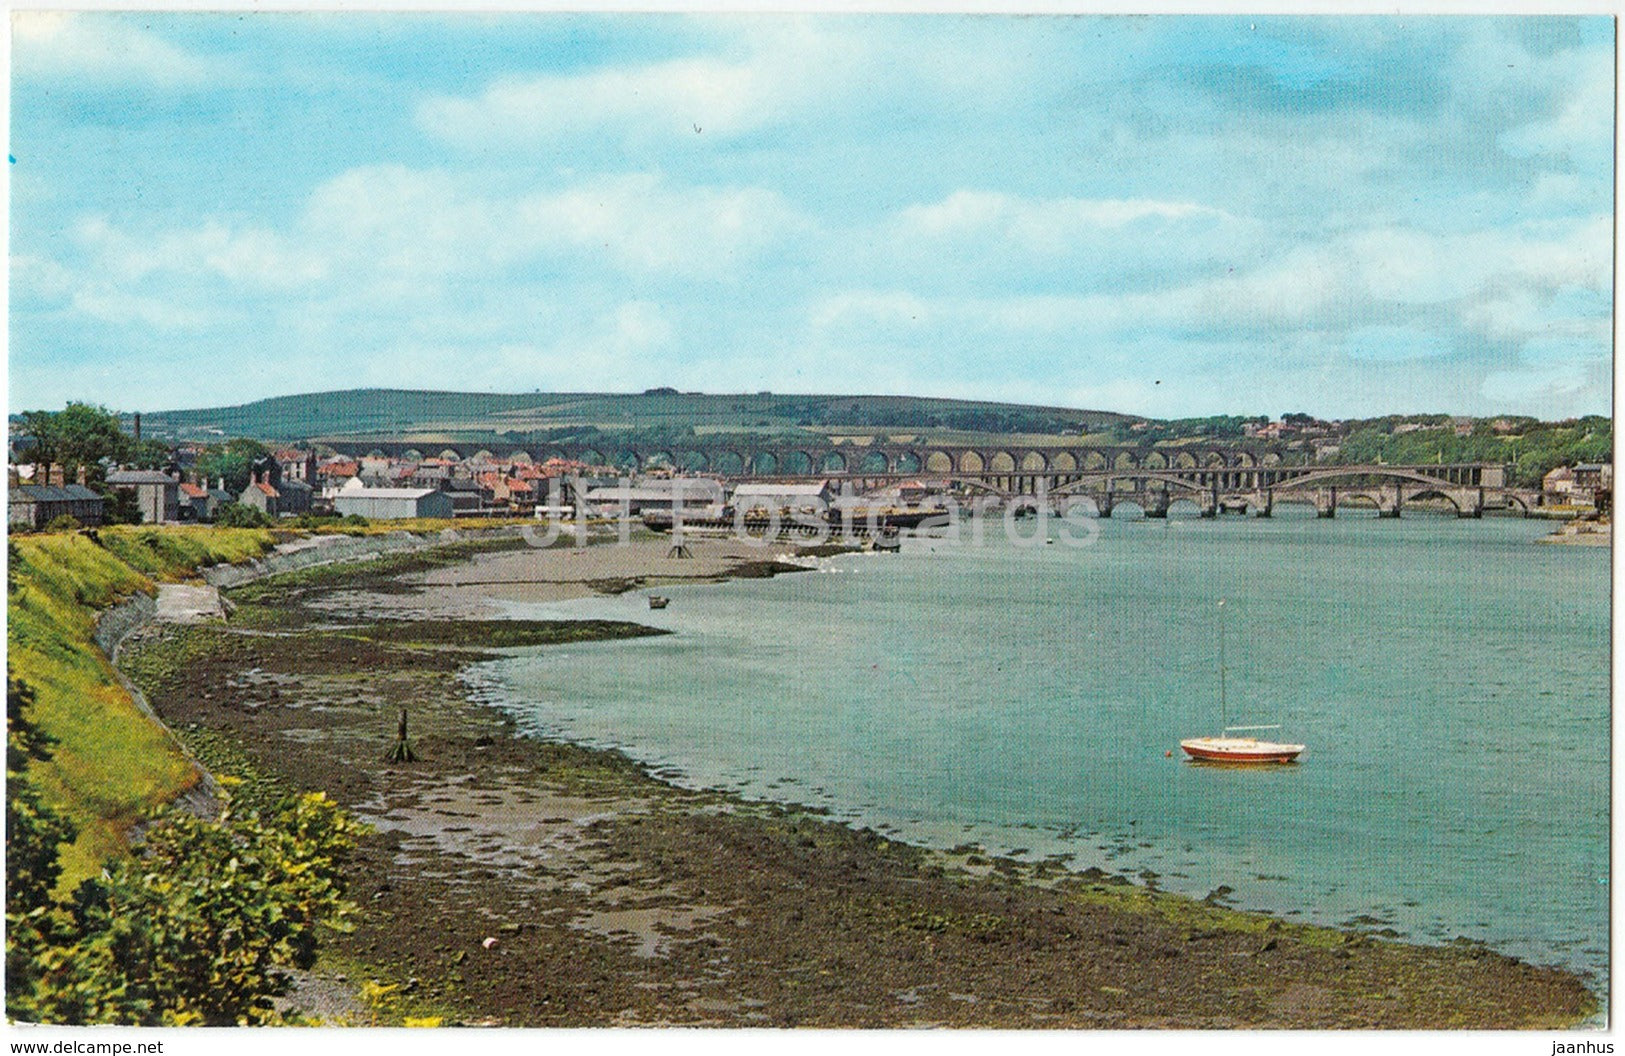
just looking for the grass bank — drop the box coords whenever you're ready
[7,526,276,884]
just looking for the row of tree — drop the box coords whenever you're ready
[1330,416,1611,488]
[14,405,279,525]
[17,403,165,488]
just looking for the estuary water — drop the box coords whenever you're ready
[467,512,1611,994]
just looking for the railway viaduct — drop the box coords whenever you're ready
[319,438,1540,518]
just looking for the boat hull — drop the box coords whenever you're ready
[1179,737,1304,764]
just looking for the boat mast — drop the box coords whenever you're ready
[1218,598,1227,736]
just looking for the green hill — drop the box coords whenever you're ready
[127,389,1130,445]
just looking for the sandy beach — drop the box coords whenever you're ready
[304,532,816,618]
[115,530,1597,1028]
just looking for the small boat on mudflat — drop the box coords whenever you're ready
[647,596,669,609]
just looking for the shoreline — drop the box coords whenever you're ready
[117,531,1599,1028]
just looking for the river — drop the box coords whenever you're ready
[464,510,1610,997]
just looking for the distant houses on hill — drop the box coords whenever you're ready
[1543,463,1612,511]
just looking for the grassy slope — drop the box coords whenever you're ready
[7,526,275,885]
[129,389,1125,441]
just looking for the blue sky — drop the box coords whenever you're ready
[8,13,1614,419]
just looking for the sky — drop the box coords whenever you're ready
[7,12,1616,420]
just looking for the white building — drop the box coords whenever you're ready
[730,481,835,513]
[583,476,725,517]
[332,480,454,520]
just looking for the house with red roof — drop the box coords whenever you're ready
[239,478,282,517]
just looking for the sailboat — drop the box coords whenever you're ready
[1180,599,1305,764]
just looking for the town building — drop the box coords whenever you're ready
[1573,463,1612,493]
[9,484,105,529]
[105,469,179,523]
[584,476,726,517]
[1544,463,1614,508]
[443,477,485,516]
[275,448,319,487]
[238,456,313,517]
[730,481,835,512]
[178,482,213,522]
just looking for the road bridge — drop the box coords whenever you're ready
[818,463,1532,518]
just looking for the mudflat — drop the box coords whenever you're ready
[306,532,813,617]
[118,533,1597,1028]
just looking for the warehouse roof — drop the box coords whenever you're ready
[10,484,102,502]
[335,487,441,500]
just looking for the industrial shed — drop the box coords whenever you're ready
[332,486,454,521]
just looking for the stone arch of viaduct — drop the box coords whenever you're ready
[324,439,1299,476]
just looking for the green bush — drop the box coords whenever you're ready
[214,502,272,529]
[43,515,81,533]
[7,682,362,1026]
[7,672,79,1006]
[100,489,142,526]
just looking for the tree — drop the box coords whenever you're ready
[125,439,175,472]
[196,439,270,495]
[101,489,144,526]
[53,403,131,482]
[19,410,61,485]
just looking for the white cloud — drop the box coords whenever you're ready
[418,57,773,148]
[10,254,77,302]
[411,18,1029,155]
[11,12,216,87]
[876,190,1266,294]
[71,287,221,331]
[1480,362,1592,408]
[900,191,1217,243]
[523,176,806,278]
[1343,325,1455,363]
[1497,47,1613,163]
[379,300,679,395]
[301,166,806,282]
[72,217,327,290]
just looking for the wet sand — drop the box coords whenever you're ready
[308,533,815,618]
[117,532,1598,1028]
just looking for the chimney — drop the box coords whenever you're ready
[133,413,141,444]
[76,465,87,486]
